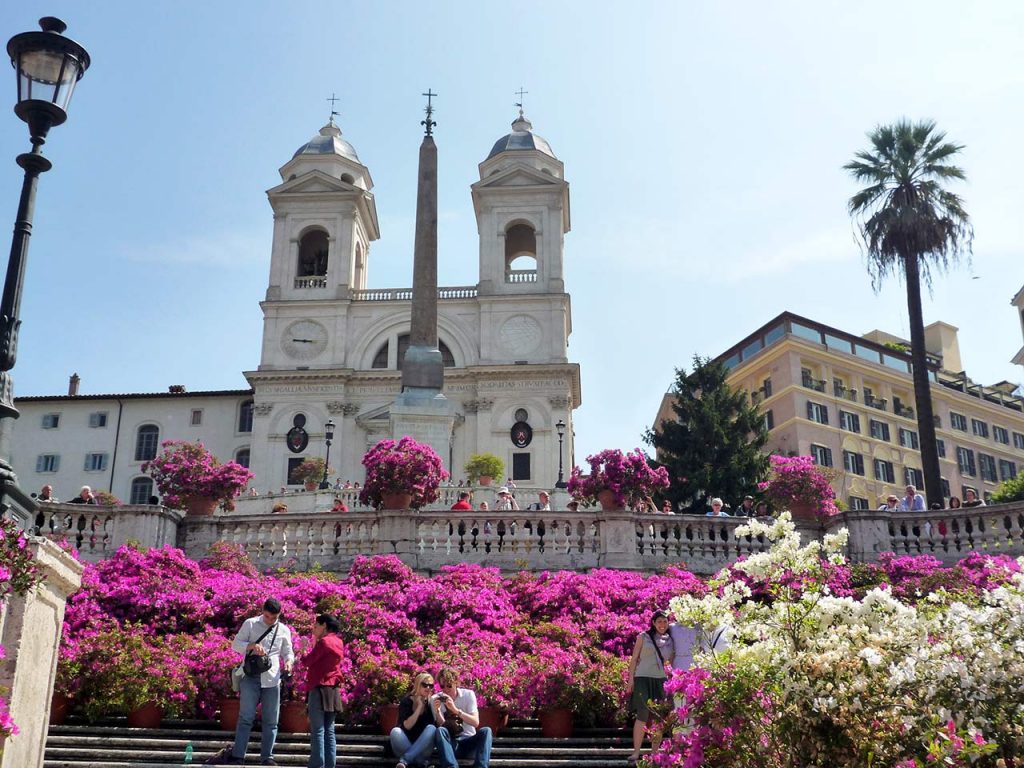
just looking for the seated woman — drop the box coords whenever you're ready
[390,671,438,768]
[431,667,493,768]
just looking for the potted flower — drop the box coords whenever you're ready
[567,448,669,511]
[758,454,839,522]
[93,491,122,507]
[359,436,449,510]
[464,453,504,487]
[144,441,253,516]
[293,457,331,491]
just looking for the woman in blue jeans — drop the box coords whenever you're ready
[389,672,438,768]
[303,613,345,768]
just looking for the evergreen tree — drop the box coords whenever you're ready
[645,355,769,512]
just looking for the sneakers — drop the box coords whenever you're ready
[204,747,243,765]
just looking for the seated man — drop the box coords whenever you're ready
[432,667,492,768]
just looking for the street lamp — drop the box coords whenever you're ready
[555,419,567,489]
[319,419,336,489]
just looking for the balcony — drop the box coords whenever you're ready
[350,286,478,301]
[506,269,538,284]
[294,276,328,289]
[865,395,888,411]
[895,405,915,419]
[802,375,826,393]
[833,385,858,402]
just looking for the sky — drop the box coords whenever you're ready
[1,1,1022,463]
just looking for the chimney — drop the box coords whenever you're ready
[168,385,186,394]
[68,373,80,397]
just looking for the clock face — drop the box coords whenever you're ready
[281,320,328,360]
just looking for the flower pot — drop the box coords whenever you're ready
[182,495,219,517]
[478,705,508,735]
[379,703,400,735]
[478,476,493,487]
[597,490,624,512]
[538,707,574,738]
[127,701,163,729]
[279,700,309,733]
[304,481,318,492]
[381,492,413,510]
[218,696,240,731]
[50,692,72,725]
[787,501,818,521]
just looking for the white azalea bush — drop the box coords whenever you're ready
[650,513,1024,768]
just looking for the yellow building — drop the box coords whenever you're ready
[655,312,1024,509]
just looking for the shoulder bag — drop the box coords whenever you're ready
[242,621,279,677]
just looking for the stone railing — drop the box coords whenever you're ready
[232,486,552,515]
[31,502,183,563]
[506,269,537,283]
[294,276,328,288]
[349,286,478,302]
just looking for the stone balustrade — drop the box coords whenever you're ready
[349,285,478,301]
[32,498,1024,574]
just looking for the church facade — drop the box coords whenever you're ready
[11,113,581,503]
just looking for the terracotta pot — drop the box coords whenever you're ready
[278,700,309,733]
[182,495,219,517]
[127,701,163,729]
[304,481,319,492]
[381,492,413,510]
[50,692,72,725]
[477,705,508,735]
[218,697,240,731]
[597,489,624,512]
[478,476,493,487]
[787,501,818,521]
[379,703,400,735]
[538,707,574,738]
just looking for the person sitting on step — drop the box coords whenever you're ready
[431,667,493,768]
[390,671,438,768]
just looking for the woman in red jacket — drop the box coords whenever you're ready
[304,613,345,768]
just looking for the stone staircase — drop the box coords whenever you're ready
[44,717,634,767]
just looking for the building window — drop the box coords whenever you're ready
[873,459,895,483]
[297,228,329,277]
[806,401,829,425]
[956,446,976,476]
[979,453,997,483]
[843,450,865,476]
[1014,432,1024,451]
[41,413,60,429]
[36,454,60,473]
[999,459,1017,482]
[839,411,860,433]
[512,452,531,481]
[89,411,108,428]
[287,457,306,485]
[762,378,773,398]
[903,466,924,489]
[801,368,826,392]
[238,399,254,433]
[190,409,203,426]
[763,409,774,431]
[971,419,989,439]
[810,444,833,467]
[135,424,160,461]
[130,477,154,505]
[994,426,1010,445]
[937,439,946,458]
[869,419,890,442]
[235,447,250,469]
[950,412,967,431]
[898,428,919,450]
[941,478,951,499]
[848,496,870,511]
[84,452,108,472]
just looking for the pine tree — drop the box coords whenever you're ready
[645,355,769,512]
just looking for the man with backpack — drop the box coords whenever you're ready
[207,598,295,766]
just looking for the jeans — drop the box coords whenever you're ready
[232,675,280,761]
[435,726,493,768]
[389,724,437,765]
[307,691,336,768]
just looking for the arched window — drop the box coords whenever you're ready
[297,229,329,277]
[238,399,254,433]
[505,222,537,274]
[130,477,154,505]
[235,447,250,468]
[135,424,160,461]
[372,340,389,368]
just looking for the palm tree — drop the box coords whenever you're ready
[845,120,973,507]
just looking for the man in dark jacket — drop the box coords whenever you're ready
[304,614,345,768]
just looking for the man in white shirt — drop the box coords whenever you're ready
[527,491,551,511]
[207,598,295,766]
[899,485,926,512]
[432,667,492,768]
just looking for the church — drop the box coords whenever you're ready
[10,110,582,504]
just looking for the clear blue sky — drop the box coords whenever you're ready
[1,2,1022,463]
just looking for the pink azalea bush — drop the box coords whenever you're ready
[359,436,449,509]
[758,454,838,520]
[568,448,670,508]
[143,441,253,508]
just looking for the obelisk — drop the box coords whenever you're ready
[390,90,455,467]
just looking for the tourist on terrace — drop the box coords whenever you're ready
[625,610,672,766]
[478,501,489,511]
[451,492,473,511]
[527,491,551,511]
[37,484,58,503]
[494,487,519,511]
[431,667,493,768]
[272,502,288,514]
[755,500,769,517]
[706,498,729,517]
[899,485,926,512]
[737,495,756,517]
[303,613,345,768]
[331,496,349,513]
[949,496,962,509]
[68,485,97,505]
[879,495,900,512]
[390,671,439,768]
[661,500,673,514]
[963,488,986,508]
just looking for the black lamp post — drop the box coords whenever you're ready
[0,18,89,521]
[555,419,567,489]
[319,419,336,489]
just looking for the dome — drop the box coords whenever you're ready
[293,120,360,162]
[486,113,556,160]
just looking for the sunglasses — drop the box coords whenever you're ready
[420,682,434,688]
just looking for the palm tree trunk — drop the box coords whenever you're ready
[904,253,944,505]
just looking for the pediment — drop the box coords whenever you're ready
[473,164,562,190]
[355,402,392,427]
[268,170,359,197]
